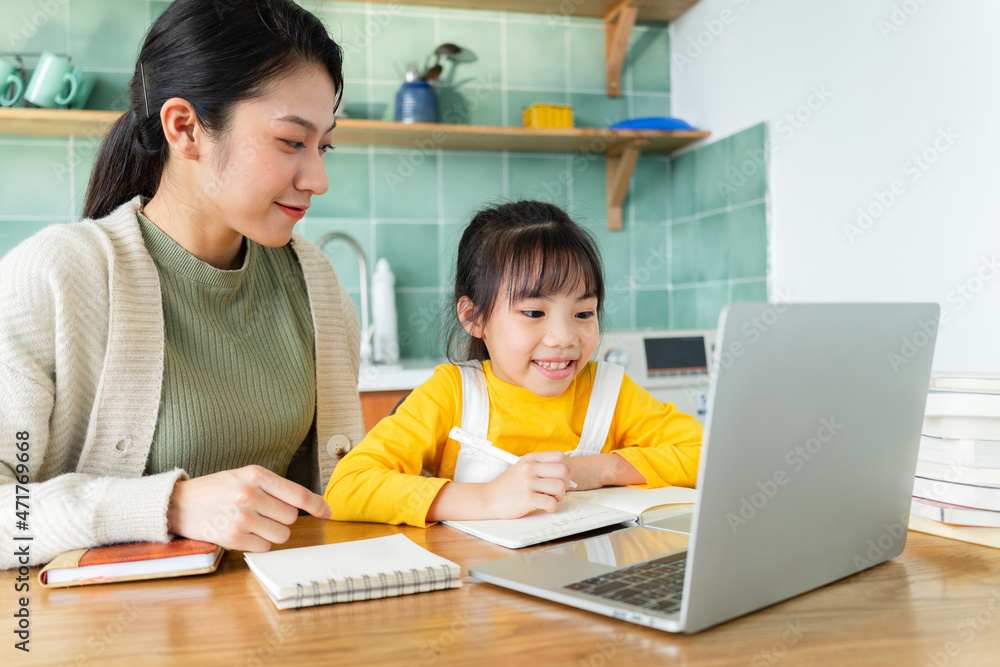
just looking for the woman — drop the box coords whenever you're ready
[0,0,362,568]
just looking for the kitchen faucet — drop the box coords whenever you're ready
[317,232,374,364]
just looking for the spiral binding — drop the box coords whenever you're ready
[293,564,459,609]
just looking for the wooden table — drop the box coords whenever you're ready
[4,519,1000,666]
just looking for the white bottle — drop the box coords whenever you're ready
[371,258,399,365]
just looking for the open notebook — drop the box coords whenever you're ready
[245,534,462,610]
[442,486,696,549]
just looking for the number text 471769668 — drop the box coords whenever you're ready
[13,430,31,653]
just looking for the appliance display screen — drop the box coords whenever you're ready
[644,337,708,376]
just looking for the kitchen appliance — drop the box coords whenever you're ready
[596,328,715,422]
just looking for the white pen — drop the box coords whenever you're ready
[448,427,578,489]
[449,427,519,465]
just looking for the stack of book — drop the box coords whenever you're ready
[909,373,1000,548]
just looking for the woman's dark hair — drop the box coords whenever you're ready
[83,0,344,220]
[445,200,605,362]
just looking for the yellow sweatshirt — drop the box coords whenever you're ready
[324,360,702,526]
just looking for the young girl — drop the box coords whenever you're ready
[324,201,702,525]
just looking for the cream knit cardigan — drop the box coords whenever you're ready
[0,197,363,568]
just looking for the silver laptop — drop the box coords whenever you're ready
[470,302,939,633]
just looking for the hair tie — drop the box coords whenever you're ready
[140,63,150,119]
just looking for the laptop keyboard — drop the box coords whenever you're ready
[564,555,687,615]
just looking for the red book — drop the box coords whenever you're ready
[39,538,224,588]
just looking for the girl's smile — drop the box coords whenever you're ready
[532,358,576,380]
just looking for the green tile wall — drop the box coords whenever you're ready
[665,123,770,330]
[0,0,767,356]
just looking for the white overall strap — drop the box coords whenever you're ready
[456,360,490,440]
[570,361,625,457]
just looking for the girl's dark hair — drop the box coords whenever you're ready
[445,200,605,362]
[83,0,343,220]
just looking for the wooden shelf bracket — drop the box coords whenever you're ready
[606,140,644,230]
[605,0,646,98]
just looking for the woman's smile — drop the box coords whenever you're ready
[276,202,308,220]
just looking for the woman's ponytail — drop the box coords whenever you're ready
[82,108,165,220]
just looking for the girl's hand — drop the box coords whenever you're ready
[166,465,332,552]
[567,453,647,491]
[564,454,609,491]
[484,451,572,519]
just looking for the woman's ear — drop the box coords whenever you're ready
[159,97,203,160]
[457,296,483,338]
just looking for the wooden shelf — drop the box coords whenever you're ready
[0,107,120,137]
[331,0,698,23]
[331,118,709,154]
[0,109,708,228]
[0,108,707,151]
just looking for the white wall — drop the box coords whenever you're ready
[671,0,1000,372]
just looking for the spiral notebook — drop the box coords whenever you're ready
[244,534,462,610]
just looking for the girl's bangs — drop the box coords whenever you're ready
[505,240,602,305]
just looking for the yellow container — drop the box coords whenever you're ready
[522,104,574,129]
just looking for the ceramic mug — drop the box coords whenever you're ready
[0,58,24,107]
[24,51,79,108]
[66,66,97,110]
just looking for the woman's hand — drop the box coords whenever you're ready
[166,465,332,552]
[483,451,572,519]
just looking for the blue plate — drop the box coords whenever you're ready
[609,117,696,131]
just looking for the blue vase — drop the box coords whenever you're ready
[394,80,438,124]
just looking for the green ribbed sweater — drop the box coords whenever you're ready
[137,211,315,478]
